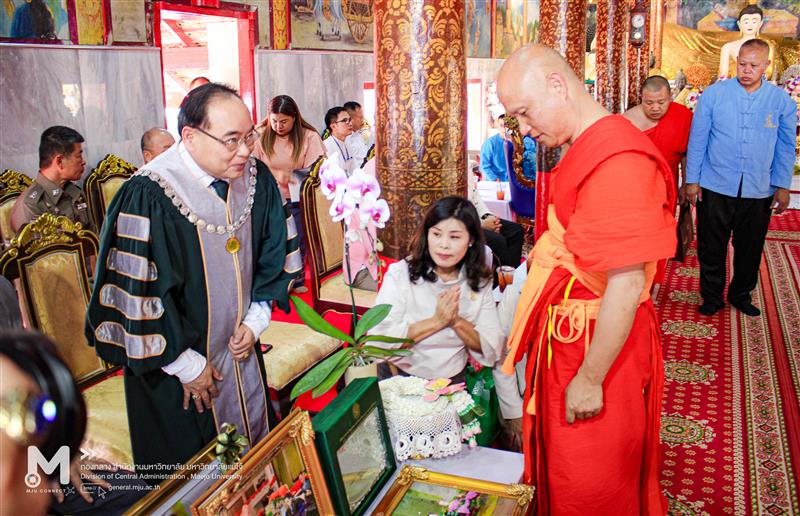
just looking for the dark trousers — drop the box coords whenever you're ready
[287,201,306,287]
[483,219,525,267]
[696,188,772,306]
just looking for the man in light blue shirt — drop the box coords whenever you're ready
[480,114,510,181]
[685,39,797,317]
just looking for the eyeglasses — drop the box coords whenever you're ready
[194,126,259,152]
[333,117,352,125]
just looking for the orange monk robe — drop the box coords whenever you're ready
[503,116,676,516]
[644,102,692,283]
[643,101,693,188]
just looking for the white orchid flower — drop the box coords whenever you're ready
[319,154,348,200]
[358,191,390,229]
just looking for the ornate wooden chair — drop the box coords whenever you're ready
[0,170,33,248]
[0,213,132,466]
[361,143,376,169]
[504,117,536,241]
[84,154,136,231]
[301,157,377,316]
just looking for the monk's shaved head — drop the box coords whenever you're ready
[642,75,670,94]
[497,44,607,147]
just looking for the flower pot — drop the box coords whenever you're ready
[344,360,378,384]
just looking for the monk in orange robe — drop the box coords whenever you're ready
[497,45,676,515]
[625,75,693,282]
[624,75,693,196]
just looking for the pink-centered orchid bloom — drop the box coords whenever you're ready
[346,169,381,201]
[358,192,390,229]
[319,155,347,200]
[329,190,355,222]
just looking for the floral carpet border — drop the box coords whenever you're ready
[739,258,798,514]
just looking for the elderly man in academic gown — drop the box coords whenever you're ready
[85,83,301,484]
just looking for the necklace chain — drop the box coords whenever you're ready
[137,157,258,237]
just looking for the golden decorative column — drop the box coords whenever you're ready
[595,0,628,113]
[650,0,664,70]
[627,0,651,108]
[533,0,587,239]
[374,0,467,259]
[271,0,289,49]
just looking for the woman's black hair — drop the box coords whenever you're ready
[407,196,491,292]
[0,331,86,465]
[30,0,55,39]
[259,95,318,163]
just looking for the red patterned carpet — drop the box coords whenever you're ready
[655,209,800,515]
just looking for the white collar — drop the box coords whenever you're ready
[178,141,226,188]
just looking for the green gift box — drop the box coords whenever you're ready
[312,377,396,515]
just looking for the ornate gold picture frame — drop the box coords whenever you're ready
[192,410,334,516]
[372,466,535,515]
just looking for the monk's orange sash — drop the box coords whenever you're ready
[502,205,657,414]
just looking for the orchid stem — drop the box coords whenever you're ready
[343,235,358,337]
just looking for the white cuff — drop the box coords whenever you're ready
[242,301,272,340]
[161,348,206,384]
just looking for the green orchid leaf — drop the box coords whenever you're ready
[290,348,352,399]
[290,296,354,344]
[360,334,414,345]
[360,345,412,357]
[354,304,392,340]
[311,357,352,398]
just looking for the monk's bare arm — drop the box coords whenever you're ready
[564,263,645,423]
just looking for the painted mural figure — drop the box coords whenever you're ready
[718,4,775,79]
[314,0,343,41]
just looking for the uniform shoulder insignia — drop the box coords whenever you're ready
[28,189,40,200]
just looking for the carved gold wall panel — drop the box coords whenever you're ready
[374,0,467,258]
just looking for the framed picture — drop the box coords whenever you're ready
[108,0,148,44]
[465,0,492,58]
[493,0,525,59]
[192,410,334,516]
[0,0,70,43]
[289,0,374,51]
[312,377,395,515]
[373,466,535,516]
[125,438,236,516]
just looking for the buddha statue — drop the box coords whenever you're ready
[718,4,776,80]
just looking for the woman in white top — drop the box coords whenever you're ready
[371,196,504,382]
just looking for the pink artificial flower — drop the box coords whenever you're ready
[358,192,390,229]
[448,500,460,511]
[346,169,381,201]
[329,190,355,222]
[465,491,478,500]
[319,155,347,200]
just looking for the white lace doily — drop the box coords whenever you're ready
[379,377,463,461]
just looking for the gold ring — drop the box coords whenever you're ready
[243,352,250,360]
[192,394,201,400]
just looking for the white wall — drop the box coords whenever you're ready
[0,44,165,176]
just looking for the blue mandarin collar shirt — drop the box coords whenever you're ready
[479,133,510,181]
[686,77,797,199]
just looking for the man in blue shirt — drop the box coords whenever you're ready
[685,39,797,317]
[479,114,510,181]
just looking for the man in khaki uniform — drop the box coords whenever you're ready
[10,126,96,235]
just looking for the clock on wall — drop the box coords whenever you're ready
[629,1,647,47]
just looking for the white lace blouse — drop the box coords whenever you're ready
[370,260,504,379]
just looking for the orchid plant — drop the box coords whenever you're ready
[290,154,410,400]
